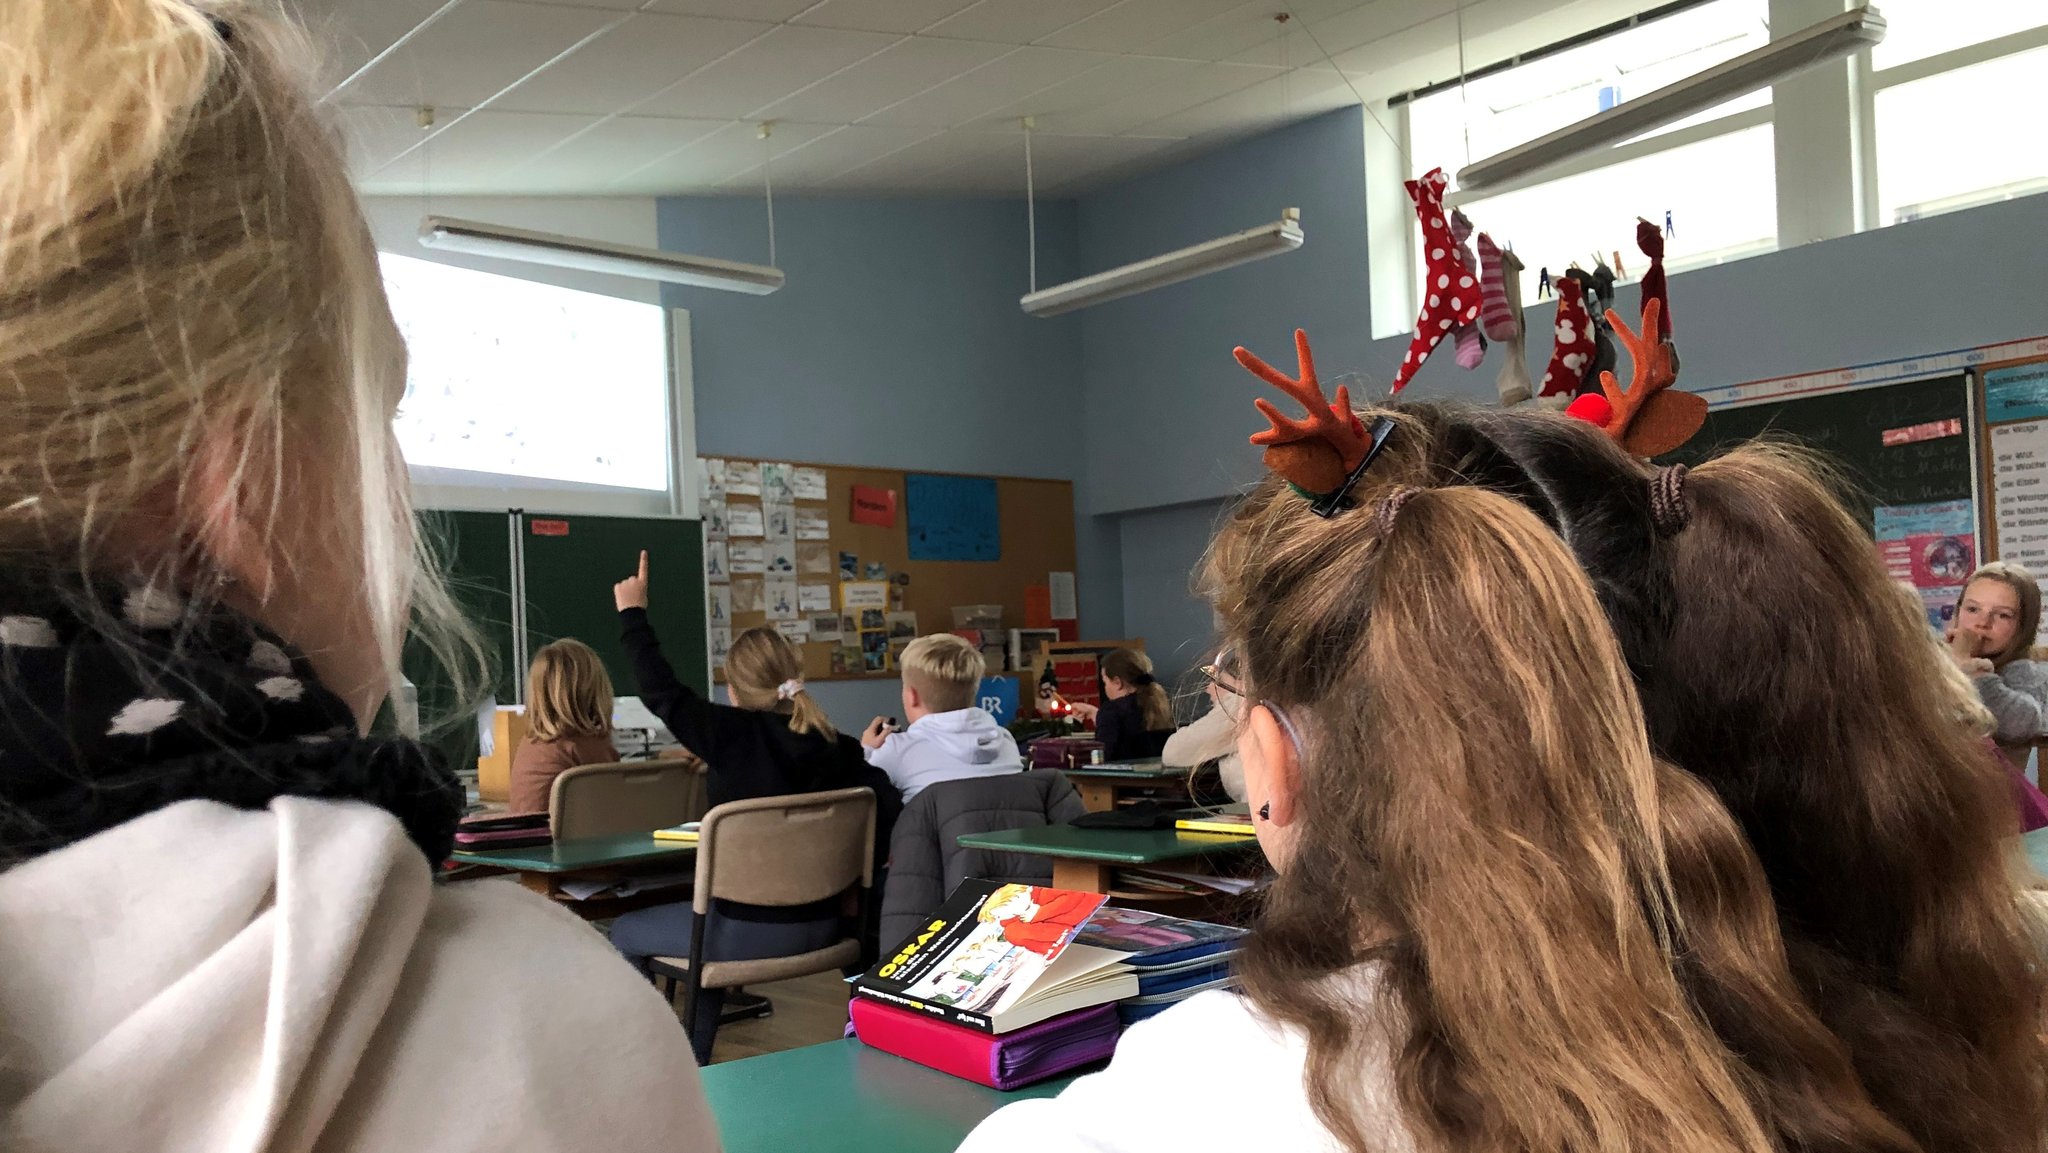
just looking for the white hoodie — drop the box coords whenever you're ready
[863,707,1023,801]
[0,797,719,1153]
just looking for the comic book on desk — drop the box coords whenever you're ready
[851,880,1136,1035]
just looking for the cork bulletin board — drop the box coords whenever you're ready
[701,455,1077,682]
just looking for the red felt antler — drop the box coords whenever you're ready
[1564,298,1705,457]
[1234,329,1369,496]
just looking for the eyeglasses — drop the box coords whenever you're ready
[1199,650,1305,756]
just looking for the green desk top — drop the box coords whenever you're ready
[954,823,1258,864]
[2026,827,2048,878]
[448,833,695,873]
[702,1038,1076,1153]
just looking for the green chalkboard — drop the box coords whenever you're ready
[405,509,516,762]
[520,513,708,701]
[1662,374,1975,526]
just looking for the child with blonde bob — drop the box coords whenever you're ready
[510,638,619,815]
[862,633,1023,801]
[0,1,713,1147]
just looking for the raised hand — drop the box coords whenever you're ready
[614,550,650,612]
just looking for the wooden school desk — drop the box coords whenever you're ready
[702,1038,1078,1153]
[953,824,1257,893]
[1061,758,1178,811]
[447,833,695,903]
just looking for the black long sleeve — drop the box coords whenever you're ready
[618,607,725,760]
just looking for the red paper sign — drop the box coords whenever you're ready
[850,485,897,528]
[530,519,570,537]
[1881,418,1962,447]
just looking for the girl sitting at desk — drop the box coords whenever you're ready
[509,638,619,815]
[1068,649,1175,761]
[0,3,715,1147]
[607,553,901,1063]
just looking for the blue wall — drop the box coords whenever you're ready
[658,195,1086,725]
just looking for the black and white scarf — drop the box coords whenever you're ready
[0,571,461,866]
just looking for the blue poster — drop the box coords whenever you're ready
[976,676,1020,726]
[906,473,1000,562]
[1985,364,2048,424]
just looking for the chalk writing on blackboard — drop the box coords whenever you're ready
[906,473,1000,562]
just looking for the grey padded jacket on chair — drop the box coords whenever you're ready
[878,771,1087,947]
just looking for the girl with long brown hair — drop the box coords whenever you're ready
[1070,648,1175,760]
[962,338,1908,1153]
[1947,561,2048,742]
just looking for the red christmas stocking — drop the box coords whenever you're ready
[1390,168,1480,394]
[1538,276,1597,398]
[1637,218,1671,340]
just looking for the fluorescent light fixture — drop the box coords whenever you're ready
[417,216,784,295]
[1455,4,1886,195]
[1020,208,1304,317]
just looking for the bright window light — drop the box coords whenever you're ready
[1876,44,2048,225]
[1405,0,1770,176]
[1870,0,2047,71]
[380,253,671,492]
[1429,124,1777,308]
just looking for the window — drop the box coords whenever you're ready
[1869,0,2048,71]
[380,253,672,494]
[1451,124,1777,304]
[1877,43,2048,223]
[1402,0,1773,310]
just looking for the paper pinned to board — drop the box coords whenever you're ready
[793,467,829,501]
[1049,572,1077,620]
[796,508,831,540]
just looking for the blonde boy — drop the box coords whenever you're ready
[861,634,1023,800]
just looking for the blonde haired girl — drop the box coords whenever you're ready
[0,2,712,1148]
[510,638,619,814]
[1948,561,2048,741]
[608,550,901,1062]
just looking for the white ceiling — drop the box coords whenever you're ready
[304,0,1655,198]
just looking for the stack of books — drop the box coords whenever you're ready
[849,882,1251,1087]
[453,812,551,851]
[1173,807,1256,837]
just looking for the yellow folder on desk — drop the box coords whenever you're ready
[652,822,700,842]
[1173,813,1255,836]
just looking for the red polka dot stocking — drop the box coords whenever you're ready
[1538,276,1597,398]
[1390,168,1480,394]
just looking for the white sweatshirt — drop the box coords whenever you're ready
[864,707,1023,801]
[957,970,1414,1153]
[0,797,719,1153]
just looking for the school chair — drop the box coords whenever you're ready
[879,772,1086,947]
[549,759,706,840]
[646,787,877,1055]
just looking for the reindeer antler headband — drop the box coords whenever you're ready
[1232,330,1396,517]
[1563,298,1705,458]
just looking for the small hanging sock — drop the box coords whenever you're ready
[1477,233,1520,341]
[1454,322,1486,369]
[1636,218,1671,341]
[1494,245,1531,405]
[1390,168,1480,394]
[1538,276,1597,398]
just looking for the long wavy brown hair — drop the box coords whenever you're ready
[1363,402,2048,1152]
[1202,475,1860,1153]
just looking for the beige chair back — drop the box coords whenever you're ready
[550,760,705,840]
[692,787,875,915]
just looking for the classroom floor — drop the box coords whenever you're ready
[698,971,853,1064]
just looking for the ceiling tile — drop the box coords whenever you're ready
[1328,15,1460,102]
[1134,67,1358,138]
[491,13,774,115]
[1018,132,1184,192]
[647,0,819,18]
[797,0,985,35]
[1298,0,1460,59]
[1136,3,1300,64]
[1048,60,1275,136]
[412,109,602,176]
[514,0,643,8]
[289,0,451,89]
[756,36,1014,122]
[862,45,1109,126]
[723,122,946,187]
[1038,0,1247,54]
[827,127,1023,187]
[923,0,1122,45]
[503,115,732,184]
[609,120,840,194]
[970,54,1199,127]
[333,0,620,108]
[632,23,904,119]
[333,103,441,177]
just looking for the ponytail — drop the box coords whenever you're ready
[725,627,837,739]
[1101,648,1172,730]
